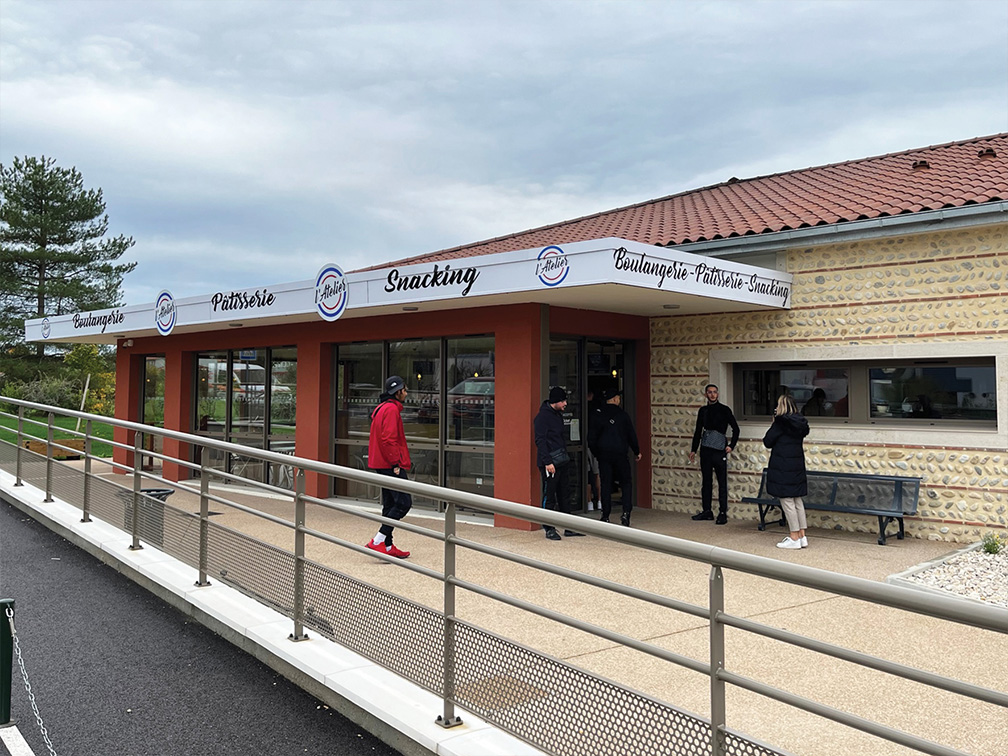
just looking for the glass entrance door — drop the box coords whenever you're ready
[550,338,634,515]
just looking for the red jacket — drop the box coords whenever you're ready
[368,398,411,470]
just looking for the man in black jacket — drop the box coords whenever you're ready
[589,386,642,526]
[688,384,740,525]
[533,386,583,540]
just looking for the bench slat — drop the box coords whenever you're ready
[743,469,921,546]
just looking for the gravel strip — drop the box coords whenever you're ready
[902,547,1008,607]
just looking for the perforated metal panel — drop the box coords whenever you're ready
[0,442,787,756]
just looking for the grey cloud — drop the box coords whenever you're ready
[2,0,1006,307]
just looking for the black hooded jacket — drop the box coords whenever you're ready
[534,401,566,467]
[762,413,810,498]
[589,403,640,460]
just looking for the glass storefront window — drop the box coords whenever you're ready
[335,336,496,510]
[389,339,440,443]
[336,343,382,441]
[737,361,994,426]
[446,449,494,499]
[142,356,166,427]
[741,367,850,418]
[869,365,997,422]
[447,336,495,446]
[193,347,297,486]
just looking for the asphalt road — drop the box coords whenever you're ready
[0,499,403,756]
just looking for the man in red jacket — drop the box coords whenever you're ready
[365,375,413,558]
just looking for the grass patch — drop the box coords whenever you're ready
[0,413,115,458]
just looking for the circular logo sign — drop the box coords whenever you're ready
[315,264,348,321]
[536,245,569,287]
[41,317,51,339]
[155,290,176,336]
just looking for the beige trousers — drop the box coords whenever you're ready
[780,497,807,532]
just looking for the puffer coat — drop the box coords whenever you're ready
[762,413,810,498]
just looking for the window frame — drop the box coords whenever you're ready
[734,358,996,429]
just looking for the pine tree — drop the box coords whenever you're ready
[1,155,137,358]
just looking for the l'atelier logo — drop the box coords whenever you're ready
[155,290,176,336]
[535,245,569,287]
[315,263,348,321]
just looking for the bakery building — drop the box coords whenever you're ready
[26,134,1007,541]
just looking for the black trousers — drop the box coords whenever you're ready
[376,467,413,541]
[699,447,729,514]
[598,454,632,519]
[539,462,571,530]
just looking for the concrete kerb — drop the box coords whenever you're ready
[885,541,990,605]
[0,470,545,756]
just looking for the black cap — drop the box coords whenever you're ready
[603,386,620,401]
[384,375,406,394]
[548,386,567,403]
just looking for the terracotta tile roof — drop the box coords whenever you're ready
[370,133,1008,269]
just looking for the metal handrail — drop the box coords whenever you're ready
[1,395,1004,756]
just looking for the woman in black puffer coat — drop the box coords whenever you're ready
[763,394,810,550]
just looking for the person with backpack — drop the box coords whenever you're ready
[588,386,642,527]
[365,375,413,558]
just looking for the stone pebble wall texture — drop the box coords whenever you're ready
[650,224,1007,543]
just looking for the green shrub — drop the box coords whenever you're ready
[7,376,83,411]
[981,531,1006,555]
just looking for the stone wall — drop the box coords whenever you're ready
[650,223,1007,543]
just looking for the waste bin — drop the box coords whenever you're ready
[118,488,173,548]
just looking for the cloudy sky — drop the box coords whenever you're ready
[2,0,1006,306]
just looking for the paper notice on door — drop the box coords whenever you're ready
[570,418,580,441]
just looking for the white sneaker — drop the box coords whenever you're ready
[777,537,802,550]
[800,536,808,548]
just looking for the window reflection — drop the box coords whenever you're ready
[742,368,850,418]
[334,336,497,509]
[447,337,495,446]
[869,366,996,421]
[738,361,996,425]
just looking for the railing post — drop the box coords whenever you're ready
[1,599,12,726]
[81,419,93,523]
[129,432,143,550]
[709,565,726,756]
[437,500,463,728]
[289,469,308,641]
[196,446,211,587]
[43,412,54,502]
[14,407,23,487]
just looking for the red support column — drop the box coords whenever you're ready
[492,304,543,530]
[162,349,193,482]
[295,341,332,499]
[112,346,144,476]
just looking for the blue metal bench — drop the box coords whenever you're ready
[742,469,922,545]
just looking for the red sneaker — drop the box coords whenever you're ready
[365,540,387,555]
[385,543,410,559]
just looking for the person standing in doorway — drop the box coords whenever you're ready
[534,386,583,540]
[689,383,740,525]
[764,394,810,549]
[365,375,413,558]
[589,386,642,526]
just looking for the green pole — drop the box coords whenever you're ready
[1,598,13,725]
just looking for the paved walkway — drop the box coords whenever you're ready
[0,496,404,756]
[2,465,1006,756]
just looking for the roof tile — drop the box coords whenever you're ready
[369,135,1008,269]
